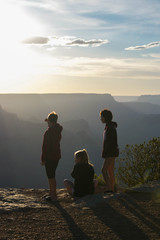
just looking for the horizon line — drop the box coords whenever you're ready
[0,92,159,97]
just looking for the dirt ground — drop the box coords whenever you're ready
[0,190,160,240]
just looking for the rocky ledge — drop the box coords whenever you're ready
[0,188,124,213]
[0,181,160,213]
[0,183,160,240]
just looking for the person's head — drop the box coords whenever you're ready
[100,109,113,124]
[74,149,91,165]
[45,111,58,127]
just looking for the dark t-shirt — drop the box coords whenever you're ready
[71,163,95,197]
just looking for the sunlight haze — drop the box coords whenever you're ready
[1,0,160,95]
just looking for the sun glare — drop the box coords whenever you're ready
[0,1,43,92]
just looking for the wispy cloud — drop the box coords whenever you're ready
[14,0,160,34]
[125,41,160,50]
[16,0,160,17]
[26,54,160,79]
[12,0,160,41]
[22,36,109,47]
[59,57,160,78]
[142,53,160,58]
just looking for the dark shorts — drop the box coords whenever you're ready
[45,160,59,179]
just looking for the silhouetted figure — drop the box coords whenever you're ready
[41,111,63,201]
[64,149,96,197]
[100,109,119,192]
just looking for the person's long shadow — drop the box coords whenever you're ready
[54,202,91,240]
[118,194,160,237]
[84,194,149,240]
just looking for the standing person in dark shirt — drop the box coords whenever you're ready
[100,109,119,192]
[64,149,95,197]
[41,111,63,201]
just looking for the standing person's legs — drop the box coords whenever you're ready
[64,179,74,195]
[93,179,99,193]
[101,157,115,191]
[108,157,115,192]
[45,160,59,200]
[101,158,111,189]
[48,178,57,199]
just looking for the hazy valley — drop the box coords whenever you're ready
[0,93,160,188]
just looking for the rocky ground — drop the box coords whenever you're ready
[0,183,160,240]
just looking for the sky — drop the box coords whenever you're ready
[0,0,160,95]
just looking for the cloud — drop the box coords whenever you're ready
[29,54,160,80]
[142,53,160,58]
[22,36,109,47]
[66,39,108,47]
[22,36,49,44]
[62,57,160,78]
[12,0,160,43]
[17,0,160,18]
[125,41,160,50]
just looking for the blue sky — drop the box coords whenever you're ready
[0,0,160,95]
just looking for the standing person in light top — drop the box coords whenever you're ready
[100,109,119,192]
[64,149,96,197]
[41,111,63,201]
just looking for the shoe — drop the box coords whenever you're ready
[104,190,114,194]
[43,195,58,202]
[42,194,50,199]
[45,196,52,201]
[51,198,58,203]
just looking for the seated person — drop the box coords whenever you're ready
[64,149,96,197]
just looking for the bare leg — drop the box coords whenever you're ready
[101,158,111,190]
[93,179,99,193]
[102,158,115,191]
[108,158,115,192]
[48,178,57,200]
[94,179,98,188]
[64,179,74,195]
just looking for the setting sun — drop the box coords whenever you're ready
[0,1,44,91]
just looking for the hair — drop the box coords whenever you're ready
[74,149,93,166]
[100,109,113,123]
[48,111,58,124]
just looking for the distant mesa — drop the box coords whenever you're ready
[138,95,160,105]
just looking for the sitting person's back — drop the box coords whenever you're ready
[71,162,95,197]
[64,149,95,197]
